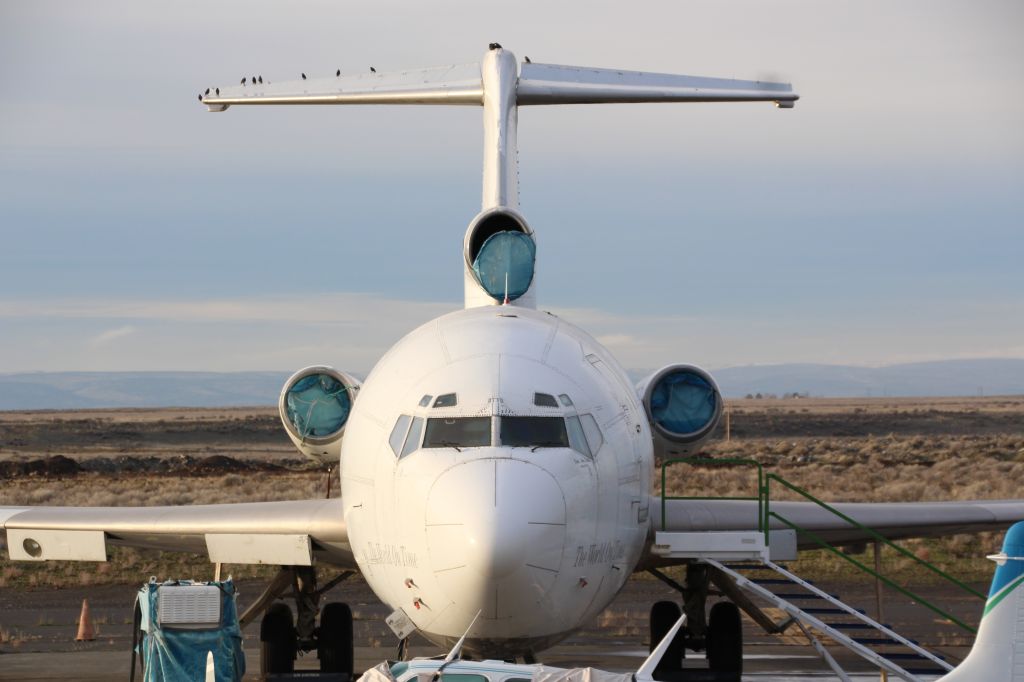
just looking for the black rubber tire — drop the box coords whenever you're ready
[260,602,297,674]
[649,600,685,675]
[706,601,742,678]
[318,601,354,674]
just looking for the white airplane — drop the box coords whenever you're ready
[3,45,1023,679]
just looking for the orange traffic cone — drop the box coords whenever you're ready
[75,598,96,641]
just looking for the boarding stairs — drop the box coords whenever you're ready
[656,458,985,682]
[653,530,953,681]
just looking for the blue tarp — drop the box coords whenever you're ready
[137,579,245,682]
[285,373,351,438]
[650,371,717,435]
[472,231,536,301]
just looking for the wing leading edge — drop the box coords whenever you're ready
[0,499,352,567]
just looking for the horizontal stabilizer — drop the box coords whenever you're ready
[202,63,483,111]
[517,62,797,107]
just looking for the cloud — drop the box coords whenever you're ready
[88,325,137,347]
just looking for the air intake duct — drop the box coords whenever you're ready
[638,364,722,456]
[463,208,536,307]
[278,366,361,465]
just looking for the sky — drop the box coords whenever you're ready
[1,0,1022,374]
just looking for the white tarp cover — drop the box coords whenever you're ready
[358,661,633,682]
[533,666,633,682]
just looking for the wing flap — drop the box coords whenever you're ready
[517,62,798,106]
[202,63,483,111]
[1,499,352,567]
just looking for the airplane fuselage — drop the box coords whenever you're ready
[341,305,653,656]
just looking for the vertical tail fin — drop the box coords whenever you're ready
[939,520,1024,681]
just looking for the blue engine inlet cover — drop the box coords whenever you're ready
[646,367,721,442]
[284,371,352,440]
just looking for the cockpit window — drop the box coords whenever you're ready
[565,415,591,458]
[500,417,569,449]
[558,393,573,407]
[389,414,412,456]
[418,394,433,407]
[581,413,604,454]
[423,417,491,448]
[401,417,424,458]
[433,393,458,408]
[533,392,558,408]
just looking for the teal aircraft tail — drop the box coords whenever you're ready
[939,520,1024,680]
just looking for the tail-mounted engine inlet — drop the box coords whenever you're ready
[463,208,536,308]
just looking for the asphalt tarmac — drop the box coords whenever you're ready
[0,574,972,681]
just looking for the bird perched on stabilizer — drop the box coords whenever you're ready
[215,87,220,95]
[489,42,502,50]
[301,72,307,80]
[204,88,210,95]
[336,69,341,77]
[241,77,247,85]
[370,66,376,73]
[197,93,203,101]
[524,56,531,64]
[258,75,263,84]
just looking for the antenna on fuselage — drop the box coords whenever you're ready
[432,609,482,681]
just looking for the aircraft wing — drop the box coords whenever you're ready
[652,496,1024,550]
[0,499,353,567]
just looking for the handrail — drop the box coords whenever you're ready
[659,457,985,635]
[765,473,986,601]
[660,457,764,532]
[769,513,977,634]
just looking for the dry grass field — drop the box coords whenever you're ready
[1,396,1022,589]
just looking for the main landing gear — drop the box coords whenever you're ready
[646,564,744,682]
[239,566,356,678]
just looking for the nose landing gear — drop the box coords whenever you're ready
[240,566,356,678]
[647,565,743,682]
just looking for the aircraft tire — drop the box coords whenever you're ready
[318,601,354,674]
[260,602,297,674]
[649,600,685,676]
[706,601,742,679]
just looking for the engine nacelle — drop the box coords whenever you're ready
[278,366,361,466]
[637,364,723,457]
[463,208,537,308]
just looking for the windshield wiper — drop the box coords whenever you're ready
[530,442,565,452]
[437,441,462,452]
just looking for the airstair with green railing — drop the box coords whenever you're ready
[654,458,984,682]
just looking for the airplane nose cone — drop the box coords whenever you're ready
[425,457,566,619]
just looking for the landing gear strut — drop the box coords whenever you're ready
[647,564,743,681]
[240,566,355,677]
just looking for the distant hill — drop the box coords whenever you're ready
[1,359,1022,410]
[708,359,1024,398]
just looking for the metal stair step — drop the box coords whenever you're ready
[883,652,947,662]
[803,607,866,615]
[824,622,892,630]
[751,578,808,585]
[853,637,921,647]
[772,592,840,600]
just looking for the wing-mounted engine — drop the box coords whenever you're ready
[637,364,723,457]
[278,366,361,465]
[463,208,537,309]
